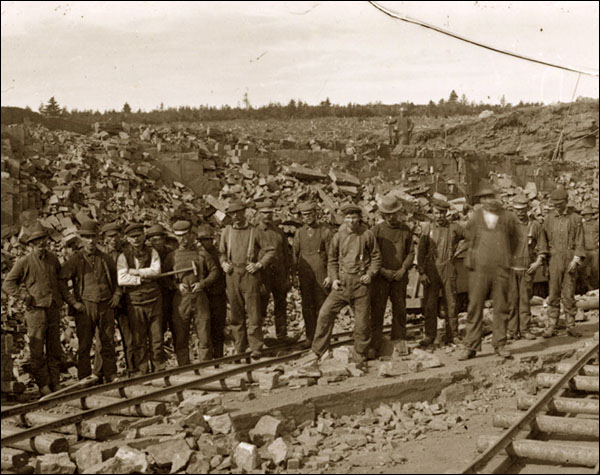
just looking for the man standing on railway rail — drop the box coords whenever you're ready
[255,199,294,343]
[197,224,227,358]
[100,221,135,375]
[117,223,166,373]
[3,221,63,397]
[370,194,414,356]
[164,221,219,364]
[540,189,586,338]
[299,203,381,376]
[417,198,465,347]
[506,195,546,341]
[219,200,275,358]
[58,220,121,383]
[457,186,520,360]
[292,201,332,348]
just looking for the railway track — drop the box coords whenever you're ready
[1,325,413,456]
[460,340,599,474]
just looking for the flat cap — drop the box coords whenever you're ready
[197,224,213,239]
[173,220,191,236]
[78,220,99,236]
[227,200,246,213]
[511,195,530,209]
[298,202,317,213]
[581,207,595,216]
[341,203,362,215]
[256,199,275,211]
[147,224,167,238]
[432,198,450,210]
[474,185,496,198]
[101,222,120,237]
[549,188,568,201]
[27,221,49,243]
[124,223,144,236]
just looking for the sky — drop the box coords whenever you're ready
[1,1,598,112]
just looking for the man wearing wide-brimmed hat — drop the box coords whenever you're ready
[292,201,333,348]
[299,203,381,376]
[255,199,294,343]
[163,220,219,364]
[539,188,586,338]
[457,185,520,361]
[370,194,414,355]
[117,223,165,374]
[506,195,546,342]
[417,198,465,347]
[59,220,122,382]
[219,200,275,358]
[3,221,63,397]
[579,206,599,293]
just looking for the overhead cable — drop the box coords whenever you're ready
[369,1,599,77]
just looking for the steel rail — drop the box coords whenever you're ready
[1,334,364,447]
[459,341,599,474]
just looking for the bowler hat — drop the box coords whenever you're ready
[147,224,167,238]
[549,188,568,202]
[378,195,403,214]
[511,195,529,209]
[474,185,496,198]
[173,220,191,236]
[78,220,98,236]
[340,203,362,216]
[101,222,120,237]
[298,202,317,213]
[27,221,48,243]
[227,200,246,214]
[124,223,144,236]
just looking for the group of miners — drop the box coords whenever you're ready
[3,184,599,395]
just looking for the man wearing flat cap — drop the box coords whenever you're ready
[579,207,599,293]
[300,203,381,376]
[100,221,134,374]
[458,185,519,360]
[219,200,275,358]
[506,195,546,341]
[255,199,294,343]
[117,223,165,373]
[59,220,121,382]
[3,221,63,397]
[371,194,414,355]
[164,221,219,364]
[147,224,177,342]
[539,188,586,338]
[417,198,465,347]
[197,224,227,358]
[292,201,333,347]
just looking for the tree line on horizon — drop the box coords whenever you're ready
[34,90,548,124]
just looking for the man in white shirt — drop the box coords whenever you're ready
[117,223,165,373]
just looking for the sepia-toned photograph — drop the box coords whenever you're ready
[1,1,598,473]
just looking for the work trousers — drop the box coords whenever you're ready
[76,299,116,380]
[312,273,371,358]
[161,288,175,345]
[128,299,164,373]
[93,306,134,377]
[25,305,61,389]
[172,291,212,365]
[260,275,288,339]
[422,272,458,343]
[507,269,533,336]
[370,275,408,351]
[582,250,599,292]
[463,266,510,352]
[226,269,264,353]
[208,292,227,358]
[547,255,577,329]
[298,270,328,343]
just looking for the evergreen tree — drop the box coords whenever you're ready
[122,102,132,114]
[42,96,62,116]
[448,90,459,103]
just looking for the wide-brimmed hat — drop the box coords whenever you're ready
[78,220,98,237]
[549,188,568,202]
[27,221,49,243]
[173,220,191,236]
[378,195,403,214]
